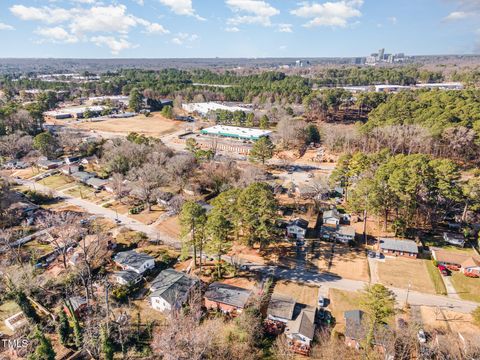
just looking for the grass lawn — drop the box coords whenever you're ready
[318,244,370,282]
[328,288,363,333]
[37,174,73,189]
[129,206,165,225]
[425,260,447,295]
[0,301,22,335]
[377,258,436,294]
[64,184,94,199]
[273,280,319,307]
[450,272,480,302]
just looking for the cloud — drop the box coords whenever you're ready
[0,23,14,31]
[91,35,136,54]
[444,11,470,21]
[388,16,397,24]
[158,0,205,20]
[225,26,240,32]
[291,0,363,28]
[35,26,78,43]
[10,3,169,53]
[226,0,280,27]
[171,32,199,46]
[277,23,293,33]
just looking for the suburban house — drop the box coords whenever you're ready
[71,171,95,183]
[320,223,338,240]
[113,250,155,274]
[344,310,366,349]
[431,248,480,276]
[65,296,88,318]
[266,294,296,324]
[379,238,419,258]
[335,225,356,243]
[443,232,466,247]
[322,209,341,226]
[37,159,63,170]
[461,257,480,277]
[286,219,309,240]
[60,165,80,175]
[113,270,143,287]
[285,307,316,356]
[149,269,199,312]
[204,282,252,314]
[85,177,109,190]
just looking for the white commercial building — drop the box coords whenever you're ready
[200,125,272,141]
[182,102,252,116]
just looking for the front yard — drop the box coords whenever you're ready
[317,243,370,282]
[273,280,319,307]
[450,272,480,302]
[377,258,437,294]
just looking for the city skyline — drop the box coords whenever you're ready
[0,0,479,58]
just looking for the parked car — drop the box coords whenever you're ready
[417,329,427,344]
[375,252,384,259]
[438,265,450,276]
[318,296,326,307]
[368,251,376,258]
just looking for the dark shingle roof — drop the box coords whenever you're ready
[267,294,296,320]
[205,282,251,309]
[114,250,154,270]
[379,238,418,254]
[150,269,198,306]
[289,218,309,230]
[115,270,142,283]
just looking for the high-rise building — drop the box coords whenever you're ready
[377,48,385,61]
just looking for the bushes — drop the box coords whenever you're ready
[129,205,145,214]
[23,189,54,204]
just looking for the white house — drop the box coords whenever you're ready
[113,250,155,274]
[150,269,199,312]
[443,232,465,247]
[286,219,309,240]
[323,209,341,226]
[335,225,356,244]
[113,270,143,286]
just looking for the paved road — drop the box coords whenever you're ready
[14,177,182,249]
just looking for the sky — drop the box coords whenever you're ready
[0,0,479,58]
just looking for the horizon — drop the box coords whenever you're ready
[0,1,479,58]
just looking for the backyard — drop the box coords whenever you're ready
[328,288,363,333]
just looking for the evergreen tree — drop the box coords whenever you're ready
[180,201,207,268]
[57,309,71,346]
[29,327,56,360]
[249,136,275,165]
[161,105,174,119]
[101,325,115,360]
[129,88,144,112]
[259,115,269,129]
[33,132,58,158]
[13,289,39,323]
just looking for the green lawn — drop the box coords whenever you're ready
[0,301,22,335]
[450,272,480,302]
[425,260,447,295]
[37,174,74,189]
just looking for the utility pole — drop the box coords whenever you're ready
[105,281,110,335]
[405,282,411,307]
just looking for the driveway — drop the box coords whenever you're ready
[442,275,461,299]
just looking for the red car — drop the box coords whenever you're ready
[438,265,450,276]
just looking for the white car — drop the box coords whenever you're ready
[318,296,326,307]
[417,329,427,343]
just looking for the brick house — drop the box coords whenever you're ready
[204,282,251,314]
[379,238,418,258]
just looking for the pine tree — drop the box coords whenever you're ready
[57,309,71,346]
[29,327,56,360]
[249,136,275,165]
[101,325,115,360]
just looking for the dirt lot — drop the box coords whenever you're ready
[317,243,370,282]
[377,258,436,294]
[450,272,480,302]
[420,306,479,339]
[273,280,319,307]
[73,113,185,137]
[156,216,181,239]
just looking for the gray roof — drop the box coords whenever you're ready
[379,238,418,254]
[285,307,316,340]
[337,225,355,237]
[114,270,142,284]
[150,269,198,306]
[267,294,296,321]
[69,296,87,312]
[344,310,365,340]
[85,177,108,188]
[323,209,341,220]
[289,218,309,230]
[205,282,251,309]
[71,171,94,182]
[114,250,154,270]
